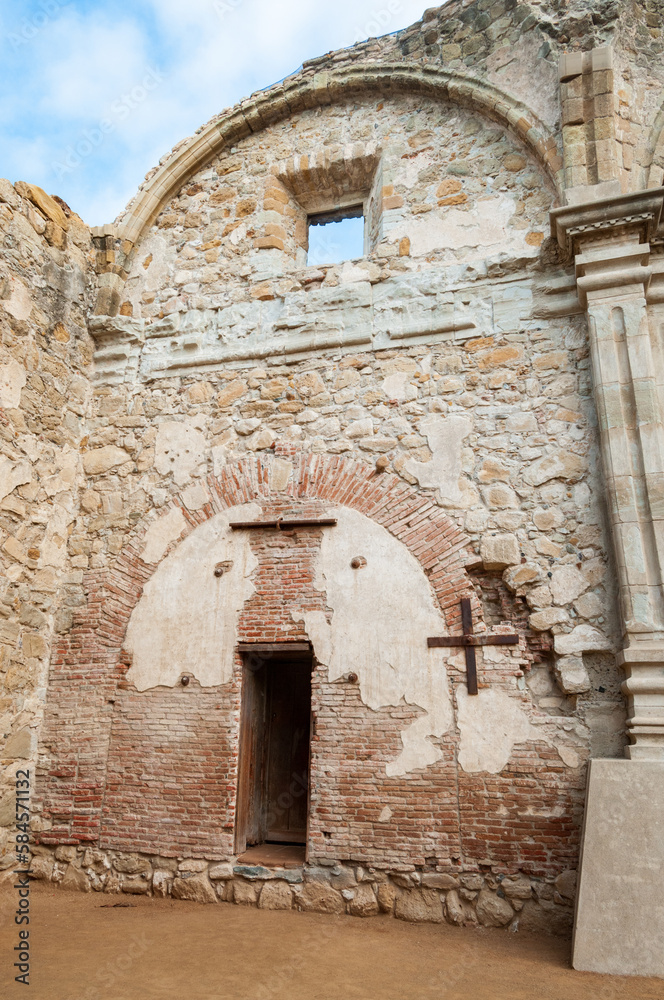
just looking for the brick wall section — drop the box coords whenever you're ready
[36,448,585,875]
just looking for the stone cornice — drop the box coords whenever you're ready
[550,188,664,261]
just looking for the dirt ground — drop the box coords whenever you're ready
[0,883,662,1000]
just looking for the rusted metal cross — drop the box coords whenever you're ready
[427,597,519,696]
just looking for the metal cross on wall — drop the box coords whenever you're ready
[427,597,519,695]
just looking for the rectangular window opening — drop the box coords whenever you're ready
[307,205,365,266]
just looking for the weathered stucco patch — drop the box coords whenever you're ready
[269,457,293,492]
[405,414,472,501]
[1,276,32,321]
[387,195,529,260]
[456,679,580,773]
[0,359,27,409]
[0,458,32,503]
[154,419,207,487]
[297,507,453,777]
[125,504,259,690]
[456,686,544,774]
[141,507,187,565]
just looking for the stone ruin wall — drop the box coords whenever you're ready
[0,179,96,863]
[1,0,664,932]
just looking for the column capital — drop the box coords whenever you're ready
[550,187,664,261]
[574,242,652,307]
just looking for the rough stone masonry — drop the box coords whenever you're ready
[1,0,664,957]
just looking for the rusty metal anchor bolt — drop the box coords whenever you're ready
[181,675,191,686]
[350,556,367,569]
[347,672,359,684]
[214,560,233,577]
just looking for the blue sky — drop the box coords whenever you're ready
[0,0,430,226]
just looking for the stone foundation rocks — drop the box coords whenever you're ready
[29,846,575,935]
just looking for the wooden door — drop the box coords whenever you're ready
[235,655,311,853]
[235,660,268,851]
[265,661,311,844]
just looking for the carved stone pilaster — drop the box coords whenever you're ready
[551,189,664,760]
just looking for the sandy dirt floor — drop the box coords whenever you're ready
[0,883,662,1000]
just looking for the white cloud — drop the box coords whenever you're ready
[37,13,151,119]
[1,0,433,225]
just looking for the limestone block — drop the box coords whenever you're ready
[330,868,357,890]
[574,592,603,618]
[82,849,110,873]
[554,870,577,901]
[533,507,564,531]
[504,562,542,591]
[480,533,520,570]
[420,873,458,890]
[121,875,151,894]
[554,655,591,694]
[259,881,293,910]
[55,846,78,863]
[501,875,533,900]
[298,882,344,914]
[113,853,151,875]
[232,880,259,905]
[349,883,379,917]
[294,371,325,397]
[528,607,570,631]
[382,372,418,401]
[520,899,572,936]
[554,625,611,656]
[395,888,444,923]
[459,873,483,891]
[179,859,209,873]
[29,855,54,881]
[208,862,234,880]
[172,873,217,904]
[217,381,248,407]
[377,882,398,913]
[14,182,69,230]
[83,446,131,476]
[524,450,585,486]
[445,890,465,925]
[152,871,172,898]
[246,428,276,451]
[1,727,35,759]
[550,565,588,605]
[476,889,513,926]
[60,865,90,893]
[1,275,32,321]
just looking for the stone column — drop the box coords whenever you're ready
[552,190,664,978]
[552,190,664,762]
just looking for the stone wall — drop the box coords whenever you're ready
[29,843,576,936]
[0,179,95,867]
[2,0,664,930]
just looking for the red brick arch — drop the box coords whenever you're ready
[36,450,475,847]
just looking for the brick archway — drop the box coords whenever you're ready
[36,450,474,848]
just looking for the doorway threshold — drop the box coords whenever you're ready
[237,843,306,868]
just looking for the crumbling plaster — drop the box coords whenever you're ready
[125,505,259,691]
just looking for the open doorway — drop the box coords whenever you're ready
[235,645,312,862]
